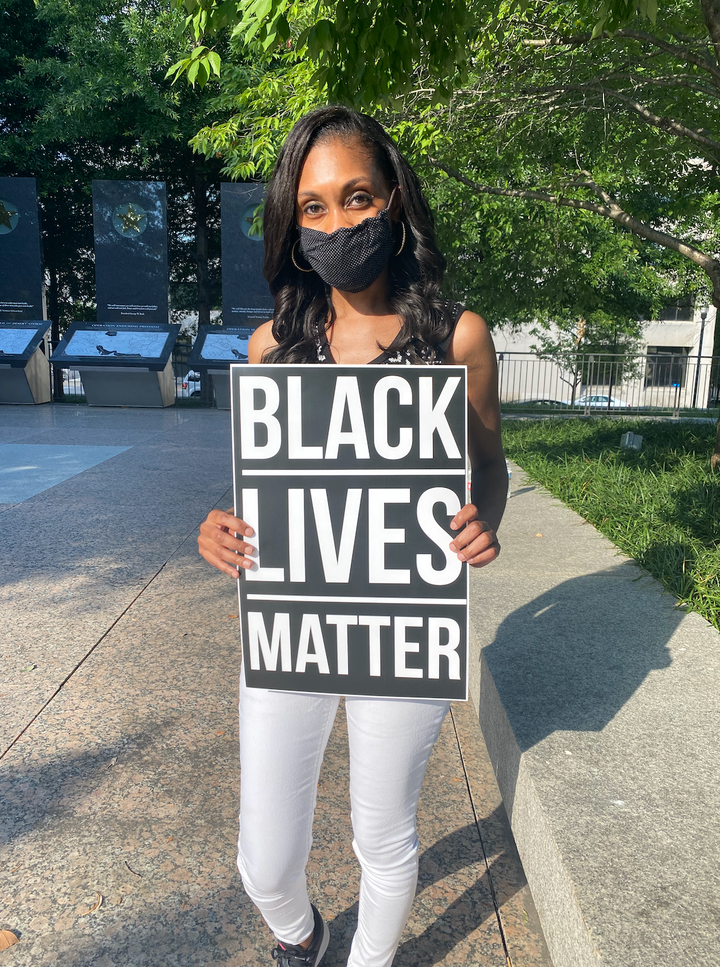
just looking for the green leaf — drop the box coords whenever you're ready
[253,0,274,21]
[164,58,187,80]
[187,59,200,85]
[315,19,334,52]
[207,50,222,75]
[382,23,398,48]
[275,14,290,42]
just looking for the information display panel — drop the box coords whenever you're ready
[231,364,469,700]
[0,321,50,364]
[189,326,254,367]
[0,320,51,404]
[51,322,178,370]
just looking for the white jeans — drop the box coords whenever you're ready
[237,669,449,967]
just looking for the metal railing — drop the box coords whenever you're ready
[50,350,720,414]
[497,352,720,416]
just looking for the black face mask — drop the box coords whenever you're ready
[298,189,397,293]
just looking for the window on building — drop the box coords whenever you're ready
[645,347,690,387]
[658,299,695,322]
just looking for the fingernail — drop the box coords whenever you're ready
[449,543,457,552]
[450,521,458,530]
[457,553,465,561]
[245,528,255,537]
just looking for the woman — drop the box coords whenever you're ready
[198,106,507,967]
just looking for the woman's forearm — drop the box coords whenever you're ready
[470,456,508,534]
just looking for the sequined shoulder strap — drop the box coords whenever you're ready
[438,302,466,358]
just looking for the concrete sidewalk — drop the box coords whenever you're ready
[471,463,720,967]
[0,406,550,967]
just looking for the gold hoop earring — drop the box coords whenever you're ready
[291,239,313,273]
[395,221,406,257]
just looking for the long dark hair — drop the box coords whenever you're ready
[262,106,454,363]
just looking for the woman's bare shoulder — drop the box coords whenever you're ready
[445,310,495,367]
[248,320,277,363]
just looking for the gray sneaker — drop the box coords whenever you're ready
[271,904,329,967]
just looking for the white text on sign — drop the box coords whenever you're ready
[241,487,462,586]
[238,374,463,460]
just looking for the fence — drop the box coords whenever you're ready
[50,349,720,414]
[497,351,720,415]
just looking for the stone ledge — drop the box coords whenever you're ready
[468,464,720,967]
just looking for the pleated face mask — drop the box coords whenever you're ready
[298,188,397,292]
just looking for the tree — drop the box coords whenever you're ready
[174,2,681,329]
[421,0,720,303]
[170,0,717,309]
[417,0,720,455]
[1,0,226,347]
[167,0,656,104]
[174,0,720,460]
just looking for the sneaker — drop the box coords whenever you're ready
[271,904,329,967]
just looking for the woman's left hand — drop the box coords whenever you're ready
[449,503,500,568]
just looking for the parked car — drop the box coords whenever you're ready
[514,399,568,408]
[564,394,630,409]
[175,371,202,398]
[182,370,201,389]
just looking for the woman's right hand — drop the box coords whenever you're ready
[198,508,255,579]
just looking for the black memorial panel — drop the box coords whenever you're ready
[93,180,169,324]
[0,177,44,320]
[221,183,273,327]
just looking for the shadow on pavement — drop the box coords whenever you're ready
[323,816,520,967]
[479,568,683,819]
[482,569,679,752]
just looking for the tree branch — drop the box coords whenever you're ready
[450,82,720,160]
[701,0,720,69]
[522,28,720,86]
[523,81,720,156]
[569,70,718,96]
[591,85,720,155]
[630,75,718,96]
[429,157,720,305]
[515,71,717,99]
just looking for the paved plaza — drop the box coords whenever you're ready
[0,405,550,967]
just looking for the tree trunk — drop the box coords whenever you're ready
[570,367,579,405]
[47,258,64,402]
[194,171,214,407]
[194,171,210,330]
[712,421,720,470]
[711,280,720,468]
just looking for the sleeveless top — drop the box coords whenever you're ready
[315,301,466,365]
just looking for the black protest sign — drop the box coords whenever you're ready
[231,364,468,700]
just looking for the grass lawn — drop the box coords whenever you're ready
[502,418,720,632]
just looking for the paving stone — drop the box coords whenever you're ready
[0,406,550,966]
